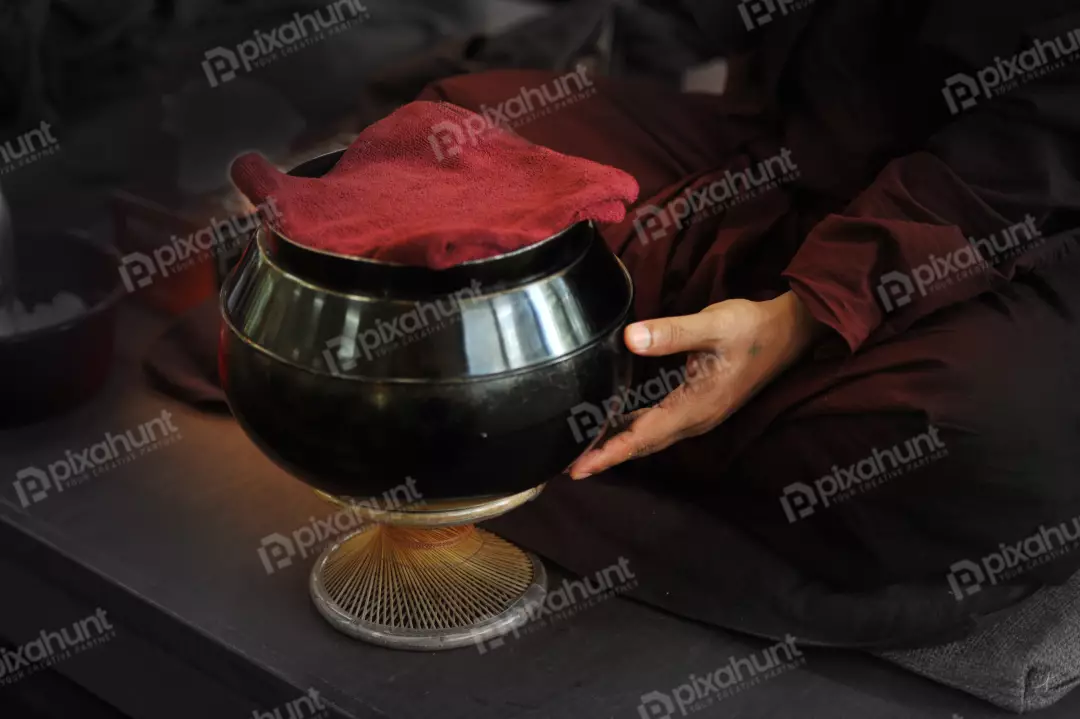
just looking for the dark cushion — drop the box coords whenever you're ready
[881,571,1080,712]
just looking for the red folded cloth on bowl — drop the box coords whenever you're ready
[229,101,639,269]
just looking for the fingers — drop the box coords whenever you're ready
[568,380,724,479]
[624,311,721,357]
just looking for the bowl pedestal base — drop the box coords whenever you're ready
[308,488,547,651]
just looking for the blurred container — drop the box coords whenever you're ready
[0,231,124,428]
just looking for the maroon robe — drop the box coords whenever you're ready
[424,0,1080,645]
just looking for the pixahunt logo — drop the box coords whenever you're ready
[943,29,1080,114]
[475,558,637,654]
[947,514,1080,600]
[0,609,115,686]
[568,355,728,444]
[257,478,422,574]
[322,280,484,373]
[118,198,279,293]
[738,0,816,31]
[0,121,60,175]
[632,149,799,247]
[428,65,595,161]
[779,425,948,523]
[877,215,1042,312]
[637,635,805,719]
[202,0,370,87]
[14,411,182,509]
[251,689,329,719]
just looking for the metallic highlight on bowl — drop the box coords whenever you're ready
[219,150,634,501]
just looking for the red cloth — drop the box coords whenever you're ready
[228,101,639,269]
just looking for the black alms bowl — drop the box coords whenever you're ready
[219,151,634,501]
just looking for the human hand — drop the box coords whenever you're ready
[569,291,825,479]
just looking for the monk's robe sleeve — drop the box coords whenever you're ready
[782,61,1080,353]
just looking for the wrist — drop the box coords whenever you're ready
[764,290,826,358]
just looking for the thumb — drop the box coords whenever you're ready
[624,312,720,356]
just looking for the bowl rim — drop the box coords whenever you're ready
[264,148,588,270]
[0,231,125,345]
[253,220,597,303]
[219,252,634,384]
[265,218,591,269]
